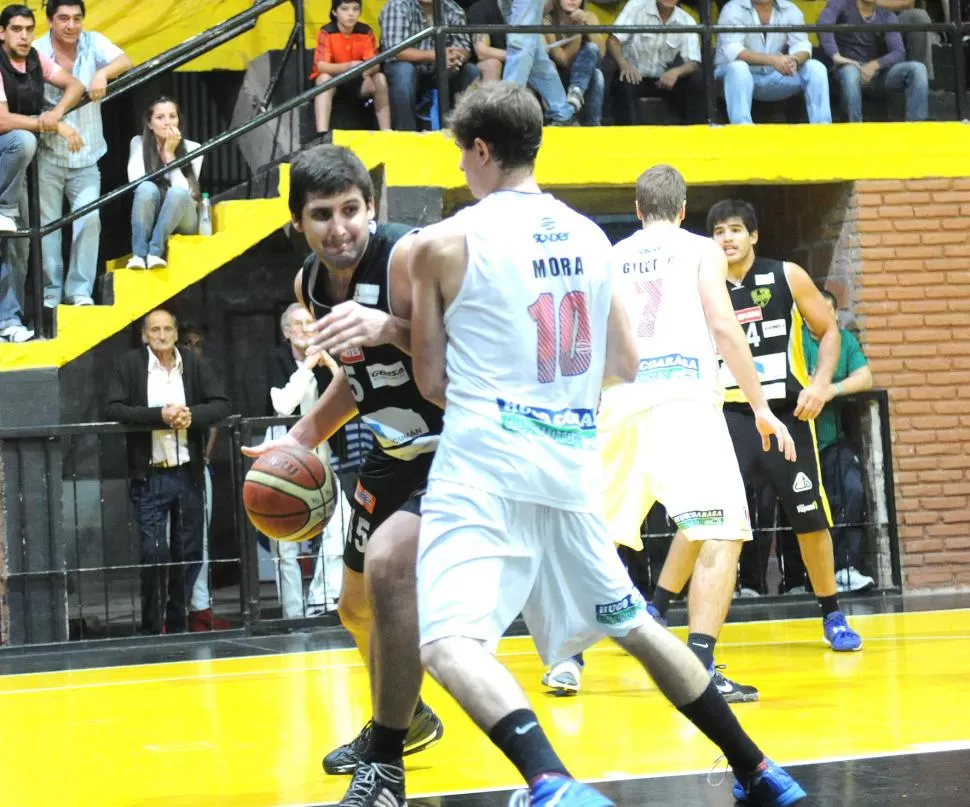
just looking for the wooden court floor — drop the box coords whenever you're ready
[2,608,969,806]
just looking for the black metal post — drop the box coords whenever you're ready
[258,20,303,114]
[230,418,261,631]
[951,0,968,121]
[699,0,717,125]
[433,0,451,126]
[25,161,47,339]
[878,392,902,589]
[294,0,307,97]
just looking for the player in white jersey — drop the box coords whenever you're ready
[408,82,806,807]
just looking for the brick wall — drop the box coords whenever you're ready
[854,179,970,590]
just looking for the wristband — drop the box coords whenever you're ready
[835,382,843,396]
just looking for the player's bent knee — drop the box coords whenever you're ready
[365,529,418,600]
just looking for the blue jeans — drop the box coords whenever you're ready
[565,42,604,125]
[39,158,101,304]
[837,61,928,122]
[384,61,481,131]
[0,130,36,329]
[503,0,574,122]
[131,182,198,259]
[716,59,832,124]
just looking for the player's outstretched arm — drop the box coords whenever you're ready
[409,224,466,408]
[786,262,841,421]
[603,286,638,387]
[242,349,359,457]
[699,241,796,461]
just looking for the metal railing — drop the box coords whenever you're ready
[7,0,966,340]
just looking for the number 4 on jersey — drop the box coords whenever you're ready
[528,291,592,384]
[745,321,761,349]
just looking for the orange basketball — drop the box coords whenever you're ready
[243,445,337,542]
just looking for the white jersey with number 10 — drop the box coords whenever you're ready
[428,190,614,512]
[602,225,724,417]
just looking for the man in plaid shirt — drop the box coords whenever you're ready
[379,0,480,130]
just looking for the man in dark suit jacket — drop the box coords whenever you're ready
[105,308,231,634]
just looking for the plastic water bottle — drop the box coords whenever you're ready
[198,193,212,236]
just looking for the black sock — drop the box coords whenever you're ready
[677,681,764,775]
[818,594,840,617]
[652,585,675,618]
[687,633,717,670]
[488,709,569,783]
[363,721,408,765]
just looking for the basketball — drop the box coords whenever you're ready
[243,445,337,542]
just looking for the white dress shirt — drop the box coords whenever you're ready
[715,0,813,70]
[147,347,191,467]
[613,0,702,79]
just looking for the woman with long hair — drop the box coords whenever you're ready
[126,97,203,269]
[544,0,606,125]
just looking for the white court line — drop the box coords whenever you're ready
[2,632,969,697]
[1,606,968,689]
[269,739,970,807]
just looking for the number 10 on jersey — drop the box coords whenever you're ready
[528,291,592,384]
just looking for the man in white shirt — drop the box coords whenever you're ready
[606,0,706,124]
[105,308,231,634]
[715,0,831,125]
[35,0,132,307]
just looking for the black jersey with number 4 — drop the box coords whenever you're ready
[720,256,811,406]
[300,221,442,460]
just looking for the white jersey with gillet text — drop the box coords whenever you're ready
[601,225,723,417]
[429,190,614,512]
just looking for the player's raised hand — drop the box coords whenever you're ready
[241,431,306,458]
[753,406,797,462]
[306,300,389,355]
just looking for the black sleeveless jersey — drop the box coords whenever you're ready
[721,256,810,406]
[301,221,442,460]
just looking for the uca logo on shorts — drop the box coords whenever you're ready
[751,288,772,308]
[340,347,365,364]
[793,472,813,493]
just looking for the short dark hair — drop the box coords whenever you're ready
[331,0,361,17]
[820,288,838,309]
[289,144,374,219]
[46,0,85,19]
[635,164,687,222]
[448,82,543,173]
[0,5,34,27]
[707,199,758,236]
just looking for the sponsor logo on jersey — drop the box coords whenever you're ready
[497,399,596,446]
[340,347,365,364]
[595,592,645,626]
[735,306,764,325]
[533,216,569,243]
[673,509,725,530]
[637,353,700,382]
[366,361,410,390]
[751,288,772,308]
[761,319,787,339]
[354,480,377,514]
[755,272,775,286]
[793,472,813,492]
[353,283,380,305]
[796,502,818,514]
[361,408,433,460]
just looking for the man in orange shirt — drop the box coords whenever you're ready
[310,0,390,135]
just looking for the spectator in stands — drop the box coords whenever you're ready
[469,0,508,82]
[104,308,230,635]
[502,0,577,123]
[266,303,350,617]
[875,0,936,83]
[35,0,132,309]
[125,96,202,270]
[606,0,706,125]
[804,289,876,592]
[178,324,232,630]
[309,0,390,136]
[379,0,480,131]
[715,0,832,124]
[0,3,84,343]
[544,0,606,125]
[818,0,928,122]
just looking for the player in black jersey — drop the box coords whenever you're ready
[243,145,443,807]
[649,198,862,657]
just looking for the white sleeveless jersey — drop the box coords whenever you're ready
[601,225,723,417]
[430,190,613,511]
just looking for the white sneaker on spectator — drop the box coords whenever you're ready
[70,295,94,306]
[126,256,146,269]
[566,86,584,113]
[737,587,762,598]
[836,567,875,593]
[43,296,60,309]
[0,214,17,232]
[784,585,808,595]
[0,324,35,343]
[146,255,167,269]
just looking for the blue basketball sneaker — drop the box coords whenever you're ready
[646,602,667,627]
[507,775,615,806]
[732,759,806,806]
[823,611,863,652]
